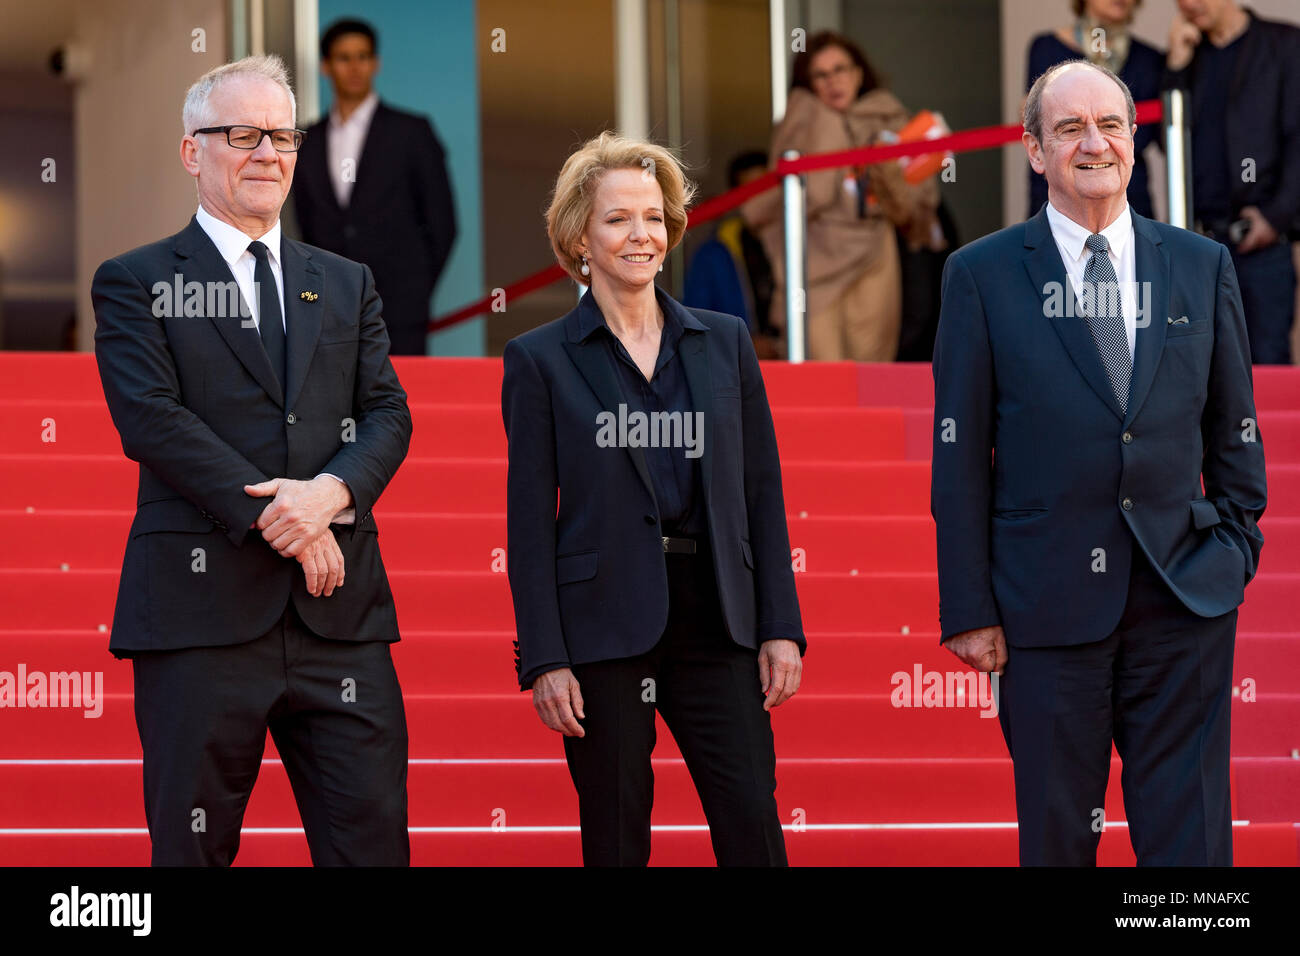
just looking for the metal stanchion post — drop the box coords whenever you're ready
[1163,89,1192,229]
[782,149,807,363]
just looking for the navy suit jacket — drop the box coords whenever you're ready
[501,286,805,690]
[93,217,412,655]
[931,206,1267,648]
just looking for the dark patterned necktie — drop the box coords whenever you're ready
[247,240,286,392]
[1082,233,1131,413]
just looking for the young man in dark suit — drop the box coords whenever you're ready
[931,61,1267,865]
[93,55,412,865]
[293,18,457,355]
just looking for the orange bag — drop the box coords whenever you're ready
[877,110,952,184]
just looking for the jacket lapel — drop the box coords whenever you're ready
[281,239,324,411]
[1228,11,1256,104]
[348,103,389,212]
[302,120,342,216]
[1124,214,1170,427]
[563,320,658,508]
[174,217,284,406]
[561,289,714,511]
[667,298,714,508]
[1022,207,1124,421]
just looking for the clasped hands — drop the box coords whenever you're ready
[531,638,803,737]
[244,476,352,597]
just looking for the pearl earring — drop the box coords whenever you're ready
[658,263,663,272]
[580,255,590,276]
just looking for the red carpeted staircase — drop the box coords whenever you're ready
[1,352,1297,866]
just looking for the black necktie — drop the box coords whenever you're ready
[247,240,286,391]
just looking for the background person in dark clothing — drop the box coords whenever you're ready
[1026,0,1164,219]
[683,151,779,357]
[1165,0,1300,364]
[294,18,457,355]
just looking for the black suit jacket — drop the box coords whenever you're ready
[931,206,1267,647]
[501,286,806,690]
[294,102,457,353]
[1164,8,1300,236]
[92,216,412,656]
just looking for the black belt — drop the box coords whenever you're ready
[662,535,698,554]
[1197,217,1257,248]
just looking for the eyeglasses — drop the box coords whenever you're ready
[809,62,856,85]
[191,125,306,152]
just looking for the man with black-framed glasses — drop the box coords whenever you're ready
[91,54,413,867]
[190,124,306,152]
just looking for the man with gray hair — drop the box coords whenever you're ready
[92,55,413,865]
[931,60,1267,865]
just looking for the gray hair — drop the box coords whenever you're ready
[1023,59,1135,143]
[182,54,297,135]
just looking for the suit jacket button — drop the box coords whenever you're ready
[644,514,657,525]
[286,412,297,425]
[1122,431,1133,443]
[1122,497,1134,511]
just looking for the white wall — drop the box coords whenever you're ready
[73,0,226,348]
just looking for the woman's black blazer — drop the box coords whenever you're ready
[501,286,805,690]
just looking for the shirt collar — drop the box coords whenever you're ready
[329,91,379,130]
[195,204,282,269]
[1045,200,1132,263]
[576,284,696,343]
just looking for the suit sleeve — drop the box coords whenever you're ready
[1025,34,1054,91]
[293,166,320,247]
[502,339,571,689]
[738,320,806,651]
[414,118,457,292]
[317,262,413,524]
[1260,27,1300,236]
[930,252,1001,642]
[92,257,270,545]
[1201,243,1268,582]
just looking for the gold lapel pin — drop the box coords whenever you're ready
[299,291,318,302]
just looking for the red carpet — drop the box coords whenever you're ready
[1,352,1296,866]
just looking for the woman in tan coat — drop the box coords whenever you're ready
[742,31,943,361]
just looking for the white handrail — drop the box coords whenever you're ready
[1164,89,1192,230]
[782,149,807,363]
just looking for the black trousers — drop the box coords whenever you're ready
[131,601,410,866]
[563,542,788,866]
[1231,240,1296,365]
[378,287,435,356]
[998,537,1237,866]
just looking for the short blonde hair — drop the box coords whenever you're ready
[546,131,697,284]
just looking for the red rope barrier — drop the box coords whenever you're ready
[430,98,1164,333]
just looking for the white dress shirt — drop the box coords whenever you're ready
[1045,201,1138,359]
[327,91,380,208]
[195,204,354,524]
[195,203,285,332]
